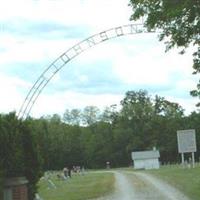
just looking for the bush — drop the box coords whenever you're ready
[0,112,43,200]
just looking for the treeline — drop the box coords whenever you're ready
[27,90,200,169]
[1,90,200,199]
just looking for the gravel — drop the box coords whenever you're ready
[92,170,190,200]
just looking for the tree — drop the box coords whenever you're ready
[119,90,155,150]
[0,113,43,200]
[100,104,119,124]
[81,122,114,168]
[154,95,184,117]
[120,90,154,122]
[82,106,100,126]
[129,0,200,100]
[63,109,72,124]
[63,109,81,125]
[50,114,61,124]
[20,120,43,200]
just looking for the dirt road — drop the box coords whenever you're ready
[94,171,190,200]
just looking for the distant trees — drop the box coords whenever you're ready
[63,106,100,126]
[1,90,200,199]
[82,106,100,126]
[63,109,81,125]
[23,90,200,169]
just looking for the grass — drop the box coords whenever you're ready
[146,164,200,200]
[37,171,115,200]
[37,165,200,200]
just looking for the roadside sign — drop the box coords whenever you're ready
[177,129,196,153]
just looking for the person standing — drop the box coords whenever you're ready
[68,166,72,178]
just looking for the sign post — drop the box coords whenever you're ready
[181,153,184,165]
[192,152,195,168]
[177,129,197,168]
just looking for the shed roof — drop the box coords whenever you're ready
[131,150,160,160]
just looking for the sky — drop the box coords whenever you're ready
[0,0,199,118]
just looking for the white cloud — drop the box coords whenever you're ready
[0,0,132,29]
[78,75,89,83]
[0,35,79,66]
[25,88,200,118]
[30,90,123,118]
[175,79,198,92]
[163,96,199,115]
[112,38,195,85]
[0,0,199,118]
[0,74,31,114]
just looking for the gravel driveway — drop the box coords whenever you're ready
[93,170,190,200]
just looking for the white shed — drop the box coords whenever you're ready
[131,150,160,170]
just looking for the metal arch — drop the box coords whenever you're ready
[18,24,155,119]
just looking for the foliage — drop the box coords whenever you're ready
[23,90,200,170]
[21,120,43,200]
[0,170,4,200]
[82,106,101,126]
[129,0,200,101]
[0,112,43,200]
[63,109,81,125]
[1,90,200,199]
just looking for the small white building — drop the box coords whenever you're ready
[131,149,160,170]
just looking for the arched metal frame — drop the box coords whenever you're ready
[18,24,155,119]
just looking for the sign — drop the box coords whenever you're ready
[177,129,196,153]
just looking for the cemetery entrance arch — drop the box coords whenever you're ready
[18,24,155,119]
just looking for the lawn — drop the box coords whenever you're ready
[37,171,115,200]
[37,165,200,200]
[146,164,200,200]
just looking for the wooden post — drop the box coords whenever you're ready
[181,153,184,165]
[192,152,195,168]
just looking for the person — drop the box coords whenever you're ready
[68,166,72,178]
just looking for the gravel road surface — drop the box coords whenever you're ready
[93,170,190,200]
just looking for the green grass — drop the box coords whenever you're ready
[38,171,115,200]
[146,164,200,200]
[37,165,200,200]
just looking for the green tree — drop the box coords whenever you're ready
[0,113,43,200]
[121,90,154,121]
[129,0,200,100]
[100,104,119,124]
[120,90,155,151]
[20,120,43,200]
[82,106,100,126]
[154,95,184,117]
[63,109,81,125]
[116,90,186,164]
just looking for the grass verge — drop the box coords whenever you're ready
[38,171,114,200]
[146,164,200,200]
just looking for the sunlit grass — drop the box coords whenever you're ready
[38,171,115,200]
[147,164,200,200]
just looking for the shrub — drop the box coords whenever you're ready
[0,112,43,200]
